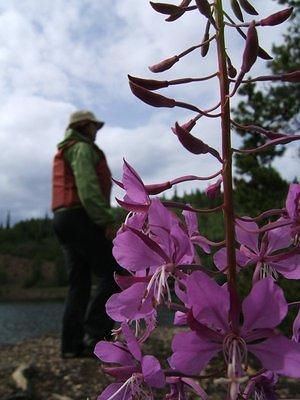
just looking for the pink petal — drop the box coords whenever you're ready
[236,219,259,252]
[183,209,199,236]
[125,212,147,230]
[248,335,300,378]
[98,383,132,400]
[174,279,188,304]
[187,271,229,332]
[285,183,300,220]
[266,225,292,253]
[170,331,220,375]
[213,248,248,272]
[174,311,187,326]
[141,355,165,388]
[113,229,166,271]
[114,274,150,290]
[181,378,208,399]
[170,223,194,264]
[242,277,287,333]
[94,341,134,366]
[292,307,300,342]
[116,197,149,213]
[122,322,142,361]
[148,198,178,252]
[103,366,139,380]
[122,159,149,205]
[191,235,211,254]
[106,282,154,321]
[269,254,300,279]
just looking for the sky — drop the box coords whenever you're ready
[0,0,298,224]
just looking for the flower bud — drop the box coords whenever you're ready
[129,81,176,108]
[166,0,192,21]
[238,0,258,16]
[230,0,244,22]
[128,75,168,90]
[258,47,273,60]
[201,21,210,57]
[172,123,209,154]
[195,0,216,26]
[227,55,237,78]
[281,70,300,83]
[228,65,238,78]
[205,178,222,199]
[149,1,182,15]
[145,182,172,195]
[181,119,196,132]
[149,55,179,73]
[241,21,258,73]
[260,7,293,26]
[172,123,222,162]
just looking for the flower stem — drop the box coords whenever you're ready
[215,0,239,332]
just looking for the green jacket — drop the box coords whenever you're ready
[57,129,115,227]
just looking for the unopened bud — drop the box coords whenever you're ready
[172,123,222,162]
[230,0,244,22]
[241,21,258,73]
[173,122,209,155]
[145,182,172,195]
[181,119,196,132]
[238,0,258,16]
[129,81,176,108]
[201,20,211,57]
[195,0,216,27]
[227,55,237,78]
[228,65,238,78]
[166,0,192,21]
[281,70,300,82]
[128,75,168,90]
[149,1,182,15]
[149,55,179,73]
[260,7,293,26]
[205,178,222,199]
[258,47,273,60]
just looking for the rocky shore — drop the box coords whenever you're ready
[0,331,299,400]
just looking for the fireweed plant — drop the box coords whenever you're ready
[95,1,300,399]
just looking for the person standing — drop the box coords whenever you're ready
[52,110,118,358]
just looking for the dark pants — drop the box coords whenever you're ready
[53,208,119,354]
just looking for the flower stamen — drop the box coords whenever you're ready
[260,263,279,280]
[141,265,172,307]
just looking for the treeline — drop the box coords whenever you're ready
[0,188,298,326]
[0,184,290,262]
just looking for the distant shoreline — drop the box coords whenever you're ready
[0,285,67,302]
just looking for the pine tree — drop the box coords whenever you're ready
[5,211,11,230]
[232,0,299,215]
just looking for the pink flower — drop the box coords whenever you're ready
[214,219,300,281]
[205,178,222,199]
[170,273,300,382]
[95,322,165,399]
[182,208,211,254]
[285,183,300,239]
[107,199,194,321]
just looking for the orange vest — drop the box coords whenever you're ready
[52,140,112,211]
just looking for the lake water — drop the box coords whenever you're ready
[0,302,64,344]
[0,302,173,345]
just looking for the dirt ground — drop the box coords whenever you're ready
[0,329,299,400]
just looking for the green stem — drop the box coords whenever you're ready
[214,0,239,332]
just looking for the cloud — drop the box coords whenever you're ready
[0,0,297,224]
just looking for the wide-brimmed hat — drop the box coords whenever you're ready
[67,110,104,130]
